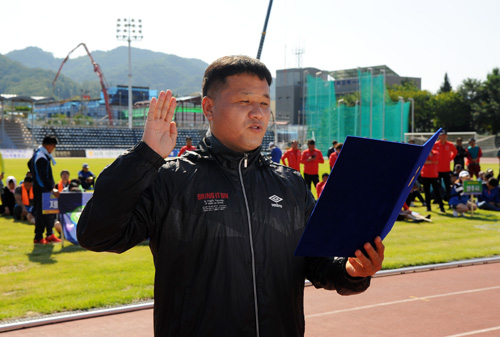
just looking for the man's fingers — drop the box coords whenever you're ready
[165,96,176,123]
[159,90,172,121]
[148,96,158,121]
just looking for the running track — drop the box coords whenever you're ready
[2,261,499,337]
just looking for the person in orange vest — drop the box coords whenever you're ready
[281,140,301,171]
[55,170,70,192]
[13,176,35,224]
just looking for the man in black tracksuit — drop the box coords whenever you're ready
[77,56,385,337]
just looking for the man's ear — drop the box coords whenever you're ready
[202,96,214,121]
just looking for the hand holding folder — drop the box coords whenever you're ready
[295,129,442,258]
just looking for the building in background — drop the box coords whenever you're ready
[275,65,421,124]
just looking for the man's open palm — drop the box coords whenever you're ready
[143,90,178,158]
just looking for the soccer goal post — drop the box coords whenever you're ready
[404,131,477,145]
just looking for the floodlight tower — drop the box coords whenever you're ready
[116,18,143,128]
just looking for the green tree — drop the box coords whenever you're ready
[439,73,452,93]
[431,91,471,131]
[474,68,500,133]
[457,78,484,132]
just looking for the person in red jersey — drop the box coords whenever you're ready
[432,130,457,201]
[301,139,324,191]
[281,140,301,171]
[177,137,197,156]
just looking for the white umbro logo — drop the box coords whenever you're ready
[269,195,283,208]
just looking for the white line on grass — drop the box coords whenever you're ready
[305,285,500,318]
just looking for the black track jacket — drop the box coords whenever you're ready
[77,133,371,337]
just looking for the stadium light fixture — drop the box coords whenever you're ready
[116,18,143,129]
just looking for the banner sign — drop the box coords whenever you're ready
[42,192,59,214]
[58,192,93,245]
[464,180,482,195]
[0,149,33,159]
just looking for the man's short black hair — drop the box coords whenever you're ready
[24,176,34,183]
[488,177,499,188]
[307,139,315,146]
[322,173,329,178]
[42,135,58,146]
[186,137,192,141]
[202,55,272,97]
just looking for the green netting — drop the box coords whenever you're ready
[304,71,410,154]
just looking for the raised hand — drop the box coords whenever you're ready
[142,90,178,158]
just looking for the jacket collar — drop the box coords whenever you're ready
[198,130,272,169]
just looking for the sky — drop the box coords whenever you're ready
[1,0,499,94]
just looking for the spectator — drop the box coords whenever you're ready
[315,173,329,198]
[55,170,70,192]
[465,138,482,179]
[433,130,457,201]
[497,146,500,180]
[420,150,445,213]
[28,135,61,244]
[177,137,197,156]
[477,177,500,212]
[301,139,325,191]
[268,142,282,163]
[477,171,486,182]
[326,140,338,159]
[406,181,426,207]
[1,176,17,216]
[449,170,477,217]
[13,176,35,224]
[454,137,466,169]
[328,143,343,170]
[281,140,301,171]
[78,163,95,191]
[77,55,384,337]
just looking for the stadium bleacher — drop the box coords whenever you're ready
[27,126,275,153]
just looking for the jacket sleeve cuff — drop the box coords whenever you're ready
[133,141,166,170]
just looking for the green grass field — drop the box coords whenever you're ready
[1,158,500,322]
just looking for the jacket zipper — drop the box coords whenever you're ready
[238,153,260,337]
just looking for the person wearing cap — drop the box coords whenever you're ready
[432,130,457,201]
[477,177,500,212]
[78,163,95,190]
[465,138,482,179]
[449,170,477,217]
[268,141,282,163]
[421,150,446,213]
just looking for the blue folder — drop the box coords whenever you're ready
[294,129,442,257]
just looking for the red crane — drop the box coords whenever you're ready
[52,43,113,123]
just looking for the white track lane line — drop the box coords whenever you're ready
[306,285,500,318]
[443,326,500,337]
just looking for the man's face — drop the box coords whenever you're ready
[46,144,56,153]
[202,74,270,153]
[61,172,70,181]
[186,139,192,147]
[291,141,298,150]
[83,167,88,172]
[24,181,33,190]
[469,141,476,147]
[308,143,315,151]
[440,134,448,143]
[8,181,15,190]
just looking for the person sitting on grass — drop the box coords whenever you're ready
[13,176,35,224]
[449,170,477,217]
[78,163,95,191]
[477,177,500,212]
[1,176,17,216]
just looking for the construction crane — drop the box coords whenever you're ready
[256,0,273,60]
[52,43,113,123]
